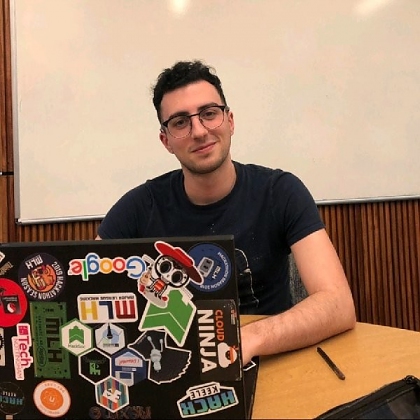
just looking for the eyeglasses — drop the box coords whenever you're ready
[161,105,229,139]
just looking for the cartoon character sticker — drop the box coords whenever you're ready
[129,329,191,384]
[18,253,65,301]
[139,241,203,307]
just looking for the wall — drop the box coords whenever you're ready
[9,0,420,223]
[1,0,419,332]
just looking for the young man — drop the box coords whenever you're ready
[97,60,356,364]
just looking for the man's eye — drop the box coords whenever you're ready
[170,117,189,129]
[201,109,217,119]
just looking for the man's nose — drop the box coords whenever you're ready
[190,115,208,138]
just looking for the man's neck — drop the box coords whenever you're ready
[183,160,237,205]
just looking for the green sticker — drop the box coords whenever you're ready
[140,289,195,346]
[30,302,71,378]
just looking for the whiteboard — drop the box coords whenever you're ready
[10,0,420,223]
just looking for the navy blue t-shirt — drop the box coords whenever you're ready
[98,161,324,315]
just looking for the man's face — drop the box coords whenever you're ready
[159,80,234,175]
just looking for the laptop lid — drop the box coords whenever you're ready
[0,235,257,419]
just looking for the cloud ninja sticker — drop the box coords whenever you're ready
[19,253,65,301]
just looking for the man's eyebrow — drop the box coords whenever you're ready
[197,102,219,111]
[166,102,220,121]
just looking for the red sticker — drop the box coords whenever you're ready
[0,278,28,328]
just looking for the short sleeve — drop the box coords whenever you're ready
[272,172,324,247]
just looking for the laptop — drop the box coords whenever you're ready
[0,235,258,419]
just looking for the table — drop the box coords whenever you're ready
[241,318,420,419]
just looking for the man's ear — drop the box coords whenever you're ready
[159,130,174,154]
[228,110,235,136]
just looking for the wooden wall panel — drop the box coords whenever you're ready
[0,176,14,242]
[0,177,7,240]
[0,0,14,244]
[319,201,420,332]
[16,220,101,242]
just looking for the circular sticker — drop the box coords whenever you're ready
[188,243,232,292]
[33,380,71,418]
[0,278,28,328]
[18,253,66,301]
[0,382,25,415]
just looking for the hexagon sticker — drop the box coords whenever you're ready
[79,348,111,384]
[60,318,93,356]
[95,323,125,355]
[111,348,148,386]
[95,377,129,413]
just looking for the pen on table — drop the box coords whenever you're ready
[316,346,346,380]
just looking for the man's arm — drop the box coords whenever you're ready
[240,229,356,364]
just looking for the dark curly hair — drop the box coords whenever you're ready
[152,60,228,122]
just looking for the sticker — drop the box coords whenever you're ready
[95,323,125,355]
[30,302,71,378]
[0,328,5,366]
[0,278,28,328]
[0,252,13,277]
[196,300,242,381]
[138,241,203,307]
[139,288,195,347]
[88,405,152,419]
[129,330,191,384]
[33,380,71,418]
[188,243,232,292]
[177,382,238,418]
[95,377,129,413]
[77,293,138,324]
[18,253,65,301]
[79,348,111,385]
[0,382,25,415]
[0,261,13,277]
[12,323,34,380]
[68,252,147,281]
[111,348,148,387]
[60,318,93,356]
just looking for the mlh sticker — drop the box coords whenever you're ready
[77,293,138,324]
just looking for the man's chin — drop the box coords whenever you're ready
[183,156,227,175]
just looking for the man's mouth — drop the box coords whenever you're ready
[191,142,215,153]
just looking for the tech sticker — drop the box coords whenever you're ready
[0,278,28,328]
[188,243,232,292]
[18,253,66,301]
[33,380,71,418]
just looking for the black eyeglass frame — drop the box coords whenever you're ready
[160,105,230,138]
